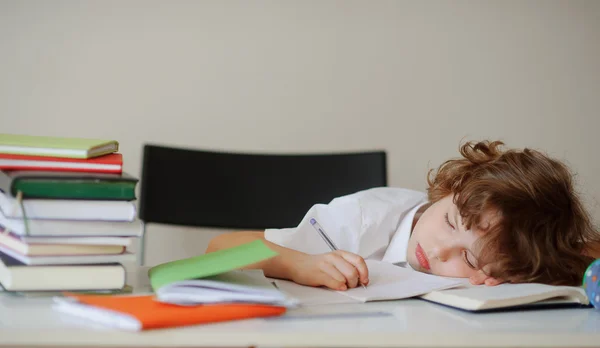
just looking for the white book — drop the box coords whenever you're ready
[0,210,142,237]
[0,252,126,291]
[0,190,136,221]
[0,246,136,265]
[155,270,298,307]
[419,283,590,312]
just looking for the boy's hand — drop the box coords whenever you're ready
[469,269,504,286]
[289,250,369,291]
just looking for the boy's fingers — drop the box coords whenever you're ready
[484,278,503,286]
[469,275,483,285]
[336,251,369,285]
[319,263,348,291]
[470,270,503,286]
[330,257,359,288]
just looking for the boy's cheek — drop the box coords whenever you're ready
[433,261,478,279]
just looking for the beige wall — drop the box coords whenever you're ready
[1,0,598,266]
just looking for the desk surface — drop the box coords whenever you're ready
[1,268,600,348]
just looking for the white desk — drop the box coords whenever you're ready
[1,268,599,348]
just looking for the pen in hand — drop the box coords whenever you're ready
[309,218,367,290]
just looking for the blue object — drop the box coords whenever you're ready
[583,259,600,309]
[310,218,340,251]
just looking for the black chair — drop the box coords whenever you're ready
[137,144,387,264]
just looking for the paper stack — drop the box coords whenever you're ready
[148,239,298,306]
[54,240,292,330]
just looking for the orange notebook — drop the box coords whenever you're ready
[0,153,123,173]
[54,293,287,331]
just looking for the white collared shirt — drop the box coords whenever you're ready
[264,187,428,265]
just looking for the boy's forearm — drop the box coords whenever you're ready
[205,231,306,281]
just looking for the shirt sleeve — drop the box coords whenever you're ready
[264,187,427,260]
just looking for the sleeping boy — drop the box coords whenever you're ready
[206,140,600,290]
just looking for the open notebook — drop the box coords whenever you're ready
[272,260,464,306]
[144,240,298,306]
[334,260,463,302]
[155,269,298,307]
[419,283,590,312]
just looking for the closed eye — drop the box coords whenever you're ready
[462,250,477,269]
[444,213,455,229]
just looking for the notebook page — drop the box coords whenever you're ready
[155,270,298,306]
[157,270,280,296]
[272,279,360,306]
[337,260,463,302]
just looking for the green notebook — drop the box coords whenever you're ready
[0,170,138,200]
[0,134,118,159]
[148,240,278,290]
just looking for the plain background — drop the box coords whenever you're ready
[1,0,598,266]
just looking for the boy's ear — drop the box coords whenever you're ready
[469,270,504,286]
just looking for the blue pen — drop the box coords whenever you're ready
[309,218,367,289]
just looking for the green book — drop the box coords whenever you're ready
[148,240,278,290]
[0,170,138,200]
[0,134,118,159]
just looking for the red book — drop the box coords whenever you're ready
[0,153,123,173]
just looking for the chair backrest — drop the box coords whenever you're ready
[138,144,387,230]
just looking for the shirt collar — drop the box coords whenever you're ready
[381,201,429,264]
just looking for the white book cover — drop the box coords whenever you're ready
[0,246,136,265]
[0,191,136,221]
[53,297,141,331]
[0,210,143,237]
[1,266,126,291]
[419,283,589,311]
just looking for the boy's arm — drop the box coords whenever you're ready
[205,231,369,290]
[205,231,306,281]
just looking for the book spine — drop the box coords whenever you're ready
[13,181,136,201]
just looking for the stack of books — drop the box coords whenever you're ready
[0,134,142,292]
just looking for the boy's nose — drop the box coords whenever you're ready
[427,241,460,262]
[427,247,449,262]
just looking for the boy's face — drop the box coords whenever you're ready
[407,195,495,280]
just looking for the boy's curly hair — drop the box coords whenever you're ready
[427,140,600,285]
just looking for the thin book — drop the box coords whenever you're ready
[0,134,118,159]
